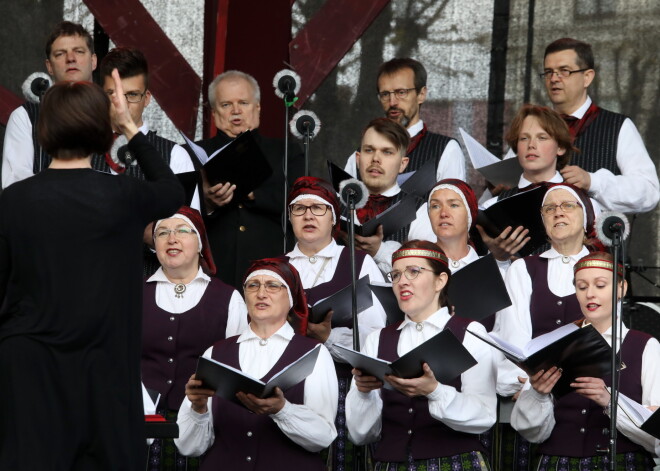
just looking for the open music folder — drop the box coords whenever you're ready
[309,275,373,327]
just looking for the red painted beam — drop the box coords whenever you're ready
[0,86,23,127]
[202,0,230,138]
[83,0,201,136]
[289,0,390,107]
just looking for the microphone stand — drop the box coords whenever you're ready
[347,194,360,351]
[301,122,313,177]
[281,91,296,253]
[608,230,625,470]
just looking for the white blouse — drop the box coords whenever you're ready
[287,240,386,357]
[345,307,497,445]
[175,322,338,455]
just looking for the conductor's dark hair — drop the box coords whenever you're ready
[397,239,452,308]
[361,117,410,157]
[377,58,427,92]
[45,21,94,58]
[544,38,595,70]
[38,81,113,159]
[100,47,150,88]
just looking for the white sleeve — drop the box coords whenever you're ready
[270,345,338,451]
[225,290,248,338]
[345,329,383,445]
[2,107,35,188]
[492,259,532,395]
[343,151,358,178]
[175,346,216,456]
[587,119,660,213]
[426,321,497,433]
[510,386,555,443]
[169,144,200,211]
[610,337,660,453]
[325,255,387,356]
[407,203,437,242]
[435,139,466,181]
[373,240,400,276]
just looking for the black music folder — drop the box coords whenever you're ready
[327,160,353,192]
[368,282,405,326]
[181,130,272,201]
[176,171,198,207]
[448,255,511,321]
[612,391,660,439]
[195,345,321,403]
[460,127,522,187]
[399,158,437,199]
[340,194,419,238]
[476,185,547,257]
[309,275,372,327]
[467,323,611,398]
[333,328,477,384]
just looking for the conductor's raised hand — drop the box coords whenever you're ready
[477,224,530,262]
[385,363,438,397]
[185,374,216,414]
[108,69,139,140]
[529,366,562,395]
[236,387,286,415]
[352,368,383,393]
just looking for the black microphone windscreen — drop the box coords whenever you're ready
[339,178,369,209]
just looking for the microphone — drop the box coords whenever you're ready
[289,110,321,140]
[339,178,369,209]
[595,211,630,247]
[272,69,301,101]
[110,135,136,169]
[22,72,51,103]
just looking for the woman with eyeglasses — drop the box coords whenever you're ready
[283,176,386,471]
[510,251,660,470]
[0,74,183,469]
[492,183,602,468]
[175,258,338,470]
[141,206,247,471]
[346,239,496,471]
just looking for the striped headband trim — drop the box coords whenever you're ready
[573,259,623,277]
[392,249,448,266]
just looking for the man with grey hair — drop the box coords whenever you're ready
[196,70,303,287]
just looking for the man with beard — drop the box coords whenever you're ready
[344,58,465,184]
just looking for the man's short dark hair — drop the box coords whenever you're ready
[377,58,427,92]
[361,117,410,156]
[100,47,149,88]
[544,38,594,70]
[38,81,113,159]
[45,21,94,58]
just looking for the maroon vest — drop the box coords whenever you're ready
[141,278,235,409]
[200,334,325,471]
[524,256,582,338]
[539,330,653,458]
[373,315,486,462]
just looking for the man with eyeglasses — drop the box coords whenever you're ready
[540,37,658,213]
[343,58,465,184]
[2,21,97,188]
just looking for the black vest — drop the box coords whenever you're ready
[405,131,454,173]
[572,109,625,175]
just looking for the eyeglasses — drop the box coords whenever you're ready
[155,227,197,239]
[377,88,416,102]
[539,68,589,80]
[386,265,433,283]
[106,90,147,103]
[540,201,582,216]
[289,203,330,217]
[244,280,287,293]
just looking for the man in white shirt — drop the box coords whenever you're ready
[540,37,659,213]
[344,58,465,184]
[2,21,97,188]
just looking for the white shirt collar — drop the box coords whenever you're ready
[147,266,210,283]
[518,170,563,189]
[540,245,590,261]
[570,96,592,120]
[238,321,295,343]
[407,119,424,137]
[380,183,402,197]
[288,239,340,259]
[138,121,150,135]
[398,306,451,331]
